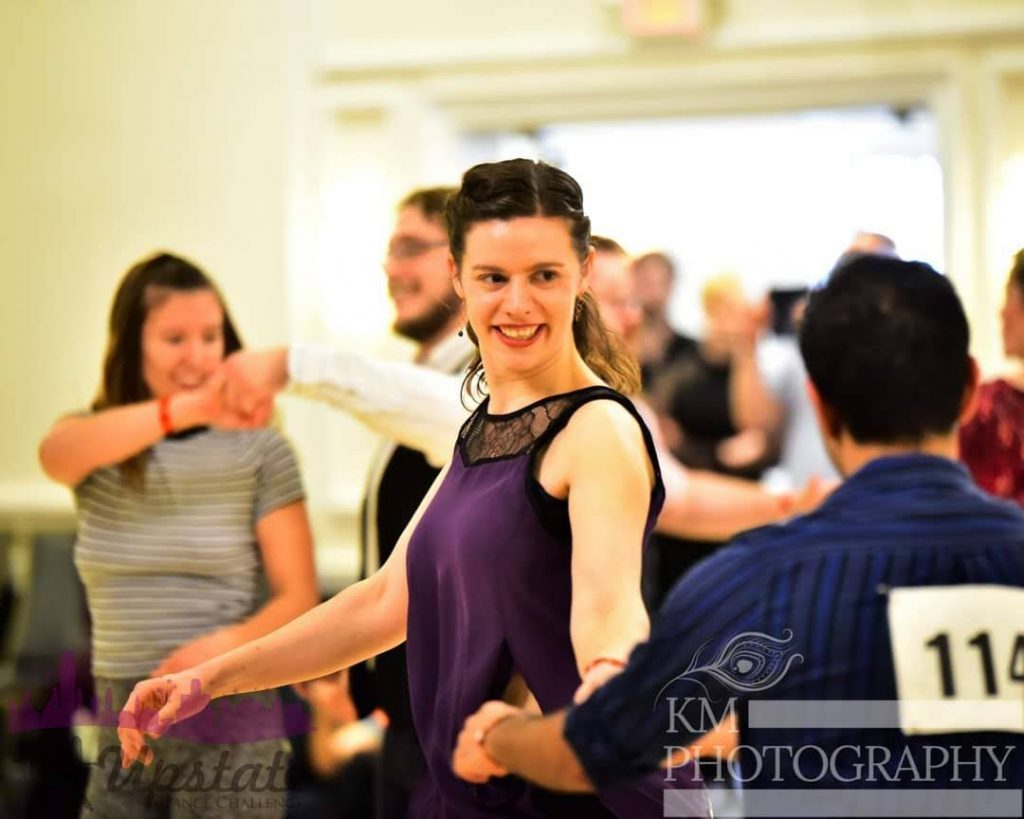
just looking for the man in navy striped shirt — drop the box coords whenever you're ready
[453,255,1024,817]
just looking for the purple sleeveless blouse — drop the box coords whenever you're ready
[404,386,706,817]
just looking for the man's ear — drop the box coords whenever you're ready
[958,356,981,424]
[450,254,464,300]
[806,379,841,441]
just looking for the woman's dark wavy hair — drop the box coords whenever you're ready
[1010,248,1024,297]
[93,252,243,487]
[444,159,640,402]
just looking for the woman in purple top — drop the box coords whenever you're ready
[118,160,707,817]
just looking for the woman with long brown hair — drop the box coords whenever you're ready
[40,252,318,818]
[118,166,708,817]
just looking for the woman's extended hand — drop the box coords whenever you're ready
[118,670,213,767]
[149,628,237,678]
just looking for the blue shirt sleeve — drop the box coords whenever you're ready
[564,540,768,788]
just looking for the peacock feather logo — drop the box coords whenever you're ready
[656,629,804,703]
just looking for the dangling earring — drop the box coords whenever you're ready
[574,299,584,322]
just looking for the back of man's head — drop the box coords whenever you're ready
[800,255,971,444]
[591,235,628,258]
[399,186,457,223]
[632,251,675,279]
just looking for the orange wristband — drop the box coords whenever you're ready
[157,396,174,435]
[582,656,626,677]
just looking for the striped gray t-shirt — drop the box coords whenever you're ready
[74,427,305,679]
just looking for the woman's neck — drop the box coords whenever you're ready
[485,351,598,414]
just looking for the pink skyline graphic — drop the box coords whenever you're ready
[6,654,312,742]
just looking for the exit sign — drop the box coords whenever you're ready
[621,0,705,37]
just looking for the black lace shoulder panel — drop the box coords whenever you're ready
[458,385,616,466]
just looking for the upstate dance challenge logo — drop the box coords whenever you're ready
[7,655,306,813]
[72,734,291,815]
[5,653,310,740]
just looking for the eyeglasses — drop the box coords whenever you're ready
[385,238,448,261]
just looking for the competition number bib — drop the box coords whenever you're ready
[888,584,1024,735]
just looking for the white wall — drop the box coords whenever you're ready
[0,1,295,495]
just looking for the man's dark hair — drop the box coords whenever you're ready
[800,255,971,443]
[399,186,457,222]
[591,235,627,256]
[632,251,675,280]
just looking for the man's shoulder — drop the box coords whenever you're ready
[742,467,1024,561]
[673,520,799,592]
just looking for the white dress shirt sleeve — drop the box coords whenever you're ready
[287,343,469,468]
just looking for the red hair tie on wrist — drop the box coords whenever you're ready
[158,396,174,436]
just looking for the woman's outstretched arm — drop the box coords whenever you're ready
[38,373,250,487]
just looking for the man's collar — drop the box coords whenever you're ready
[824,452,972,510]
[422,330,475,372]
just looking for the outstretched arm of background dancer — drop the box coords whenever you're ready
[659,464,829,541]
[726,297,784,434]
[118,461,450,767]
[223,345,469,467]
[38,371,261,487]
[634,395,827,540]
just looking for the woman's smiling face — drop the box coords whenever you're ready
[141,289,226,398]
[455,216,590,382]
